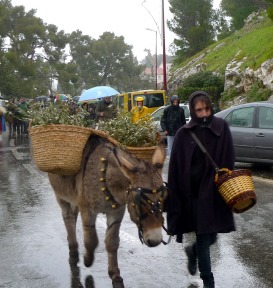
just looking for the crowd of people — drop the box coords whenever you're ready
[0,96,107,135]
[0,94,156,136]
[0,98,29,135]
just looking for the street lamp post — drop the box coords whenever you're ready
[146,28,157,89]
[161,0,167,93]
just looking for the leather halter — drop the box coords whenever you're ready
[127,183,170,245]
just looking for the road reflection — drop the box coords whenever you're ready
[69,261,95,288]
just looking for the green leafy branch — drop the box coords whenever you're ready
[98,112,158,147]
[27,102,94,127]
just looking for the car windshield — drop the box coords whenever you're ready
[180,105,190,118]
[151,104,191,122]
[133,93,164,108]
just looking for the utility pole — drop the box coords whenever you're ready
[162,0,167,93]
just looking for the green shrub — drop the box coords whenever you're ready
[175,71,224,109]
[183,71,224,91]
[246,83,272,102]
[220,87,240,103]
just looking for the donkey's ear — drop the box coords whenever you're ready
[152,141,166,166]
[113,148,137,177]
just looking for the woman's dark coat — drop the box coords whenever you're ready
[167,116,236,239]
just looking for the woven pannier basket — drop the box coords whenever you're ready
[125,145,157,161]
[215,168,256,213]
[93,130,157,161]
[104,135,157,162]
[29,124,92,175]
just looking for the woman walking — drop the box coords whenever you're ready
[167,91,236,288]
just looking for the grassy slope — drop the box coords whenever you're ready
[175,12,273,75]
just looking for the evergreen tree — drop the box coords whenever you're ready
[221,0,267,30]
[168,0,215,62]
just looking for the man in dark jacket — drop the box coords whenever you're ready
[167,91,236,288]
[95,96,117,121]
[160,95,186,156]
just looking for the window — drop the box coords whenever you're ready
[148,93,164,108]
[133,95,146,106]
[118,96,124,110]
[226,107,254,127]
[133,93,164,108]
[258,106,273,129]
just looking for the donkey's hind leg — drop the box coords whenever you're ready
[57,198,79,262]
[80,208,98,267]
[105,207,126,288]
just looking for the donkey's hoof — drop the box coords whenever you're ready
[112,276,124,288]
[84,254,94,267]
[85,275,95,288]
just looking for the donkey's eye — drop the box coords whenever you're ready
[131,167,139,173]
[153,163,163,169]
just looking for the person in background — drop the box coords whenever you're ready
[17,98,29,134]
[166,91,236,288]
[95,96,117,121]
[0,104,7,134]
[131,96,149,123]
[160,95,186,157]
[88,103,97,121]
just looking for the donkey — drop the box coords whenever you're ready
[48,135,167,287]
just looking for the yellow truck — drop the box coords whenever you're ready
[116,89,167,114]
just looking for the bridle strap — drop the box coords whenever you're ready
[129,184,170,244]
[161,224,172,245]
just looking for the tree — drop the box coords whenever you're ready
[68,31,146,93]
[0,1,146,98]
[265,0,273,21]
[212,8,233,40]
[168,0,215,62]
[0,0,69,98]
[221,0,267,30]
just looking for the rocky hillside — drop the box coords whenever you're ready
[168,11,273,104]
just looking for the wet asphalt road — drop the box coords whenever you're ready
[0,131,273,288]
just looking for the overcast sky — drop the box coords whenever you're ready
[11,0,221,61]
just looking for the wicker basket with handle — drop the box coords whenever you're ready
[215,168,256,213]
[190,131,256,213]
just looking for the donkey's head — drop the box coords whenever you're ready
[114,142,168,247]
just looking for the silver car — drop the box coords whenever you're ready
[215,101,273,164]
[151,104,191,141]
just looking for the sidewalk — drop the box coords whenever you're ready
[0,131,10,149]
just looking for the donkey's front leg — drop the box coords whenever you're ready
[80,207,98,267]
[56,198,79,262]
[105,207,126,288]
